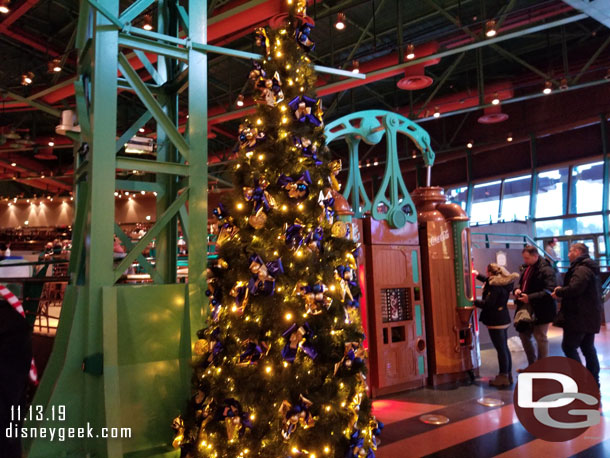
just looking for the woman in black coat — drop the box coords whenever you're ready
[475,264,520,387]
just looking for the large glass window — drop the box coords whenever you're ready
[571,161,603,214]
[536,168,569,218]
[536,215,603,238]
[471,181,501,224]
[501,175,531,221]
[447,187,468,210]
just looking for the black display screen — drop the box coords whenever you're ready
[381,287,412,323]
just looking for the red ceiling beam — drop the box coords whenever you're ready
[0,0,64,56]
[0,0,38,28]
[2,0,318,110]
[0,159,72,192]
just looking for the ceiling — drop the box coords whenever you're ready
[0,0,609,198]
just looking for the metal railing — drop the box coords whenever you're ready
[471,232,557,269]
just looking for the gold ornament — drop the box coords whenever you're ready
[171,416,185,449]
[248,207,267,229]
[329,159,342,191]
[193,339,210,356]
[331,221,349,238]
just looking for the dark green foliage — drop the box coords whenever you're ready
[176,5,377,457]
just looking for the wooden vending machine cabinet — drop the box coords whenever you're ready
[411,187,480,386]
[362,217,427,397]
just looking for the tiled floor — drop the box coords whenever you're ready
[373,325,610,458]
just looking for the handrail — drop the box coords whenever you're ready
[603,276,610,301]
[471,231,557,269]
[0,259,69,267]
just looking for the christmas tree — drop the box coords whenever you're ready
[173,1,381,456]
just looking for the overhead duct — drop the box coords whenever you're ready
[562,0,610,29]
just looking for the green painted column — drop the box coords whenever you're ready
[601,114,609,260]
[156,0,179,283]
[83,3,120,454]
[187,0,209,346]
[465,150,474,218]
[529,134,538,220]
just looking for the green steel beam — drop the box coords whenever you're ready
[27,76,77,101]
[116,156,190,175]
[87,0,123,29]
[418,77,610,122]
[133,49,163,85]
[178,203,189,243]
[174,3,189,34]
[73,159,89,184]
[114,222,163,284]
[115,110,154,153]
[319,13,588,94]
[491,44,559,85]
[75,0,90,50]
[68,180,89,285]
[1,89,62,117]
[601,114,609,257]
[115,179,164,194]
[188,0,209,344]
[113,190,188,283]
[118,52,191,161]
[495,0,517,29]
[118,33,188,60]
[74,77,92,144]
[572,35,610,85]
[155,0,179,285]
[118,0,156,24]
[85,8,121,455]
[415,53,464,118]
[465,149,473,217]
[529,134,538,220]
[125,25,188,46]
[339,0,388,70]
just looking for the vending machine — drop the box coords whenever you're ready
[411,187,480,385]
[362,217,427,397]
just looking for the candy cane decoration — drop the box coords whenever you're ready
[0,284,39,385]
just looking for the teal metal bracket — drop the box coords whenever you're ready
[325,110,435,227]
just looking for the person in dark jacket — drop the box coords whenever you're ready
[552,243,602,386]
[0,298,33,458]
[513,245,557,369]
[475,264,520,387]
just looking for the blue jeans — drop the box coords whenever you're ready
[561,331,600,386]
[488,328,512,375]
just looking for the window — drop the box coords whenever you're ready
[501,175,531,221]
[536,215,603,238]
[536,168,569,218]
[471,181,501,224]
[447,187,468,210]
[571,161,603,214]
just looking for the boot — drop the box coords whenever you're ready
[489,374,511,388]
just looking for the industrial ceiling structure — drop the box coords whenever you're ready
[0,0,609,198]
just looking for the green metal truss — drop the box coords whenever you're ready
[22,2,367,456]
[325,110,435,227]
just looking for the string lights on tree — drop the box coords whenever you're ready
[172,1,381,456]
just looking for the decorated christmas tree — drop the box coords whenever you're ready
[173,1,381,456]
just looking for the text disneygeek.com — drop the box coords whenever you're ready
[5,423,132,441]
